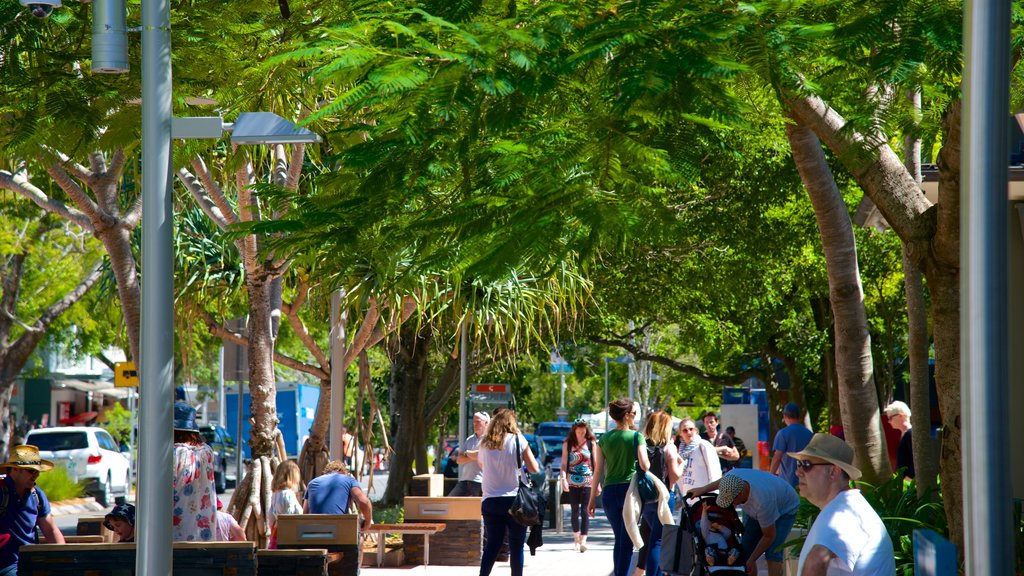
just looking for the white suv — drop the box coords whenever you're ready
[26,426,131,506]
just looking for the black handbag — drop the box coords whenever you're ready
[634,432,659,504]
[509,435,547,527]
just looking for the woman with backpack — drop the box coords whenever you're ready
[637,411,684,576]
[560,419,597,553]
[588,398,650,576]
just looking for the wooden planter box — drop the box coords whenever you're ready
[403,497,482,566]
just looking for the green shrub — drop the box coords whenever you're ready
[372,502,404,525]
[35,466,87,502]
[100,403,132,447]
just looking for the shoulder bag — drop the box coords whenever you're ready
[509,434,547,527]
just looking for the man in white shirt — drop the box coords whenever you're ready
[449,412,490,497]
[791,434,895,576]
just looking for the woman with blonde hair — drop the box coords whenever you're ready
[266,460,303,548]
[637,411,684,576]
[477,408,540,576]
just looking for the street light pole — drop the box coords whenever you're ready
[137,0,174,570]
[603,357,609,433]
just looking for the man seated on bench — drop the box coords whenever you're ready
[304,460,373,531]
[0,445,65,576]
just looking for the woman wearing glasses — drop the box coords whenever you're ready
[560,418,597,552]
[674,417,722,509]
[588,398,650,576]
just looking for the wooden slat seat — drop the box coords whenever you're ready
[362,523,447,566]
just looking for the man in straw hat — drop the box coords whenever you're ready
[688,467,799,576]
[0,445,65,575]
[790,433,895,575]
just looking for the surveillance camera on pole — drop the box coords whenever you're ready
[18,0,128,73]
[19,0,60,19]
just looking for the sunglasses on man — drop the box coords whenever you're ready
[796,459,833,471]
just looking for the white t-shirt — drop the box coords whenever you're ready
[796,490,896,576]
[478,433,529,500]
[676,439,722,496]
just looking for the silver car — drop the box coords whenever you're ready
[26,426,131,506]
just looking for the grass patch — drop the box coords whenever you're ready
[35,466,87,502]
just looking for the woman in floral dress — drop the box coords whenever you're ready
[172,402,217,541]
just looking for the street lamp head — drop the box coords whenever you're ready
[19,0,61,19]
[227,112,322,145]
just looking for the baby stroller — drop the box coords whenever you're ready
[660,494,746,576]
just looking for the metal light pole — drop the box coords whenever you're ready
[963,0,1013,571]
[603,357,609,433]
[458,319,468,444]
[137,0,174,571]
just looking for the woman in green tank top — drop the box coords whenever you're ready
[588,398,649,576]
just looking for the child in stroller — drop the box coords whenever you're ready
[699,504,741,567]
[671,494,745,576]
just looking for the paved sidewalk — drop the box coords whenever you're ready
[361,509,616,576]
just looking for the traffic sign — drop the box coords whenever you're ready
[475,384,508,393]
[115,361,139,388]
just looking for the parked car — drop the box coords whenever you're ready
[26,426,131,506]
[199,424,239,493]
[535,421,572,477]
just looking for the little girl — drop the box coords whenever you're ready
[267,460,303,549]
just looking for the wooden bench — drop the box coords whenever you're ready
[363,523,446,567]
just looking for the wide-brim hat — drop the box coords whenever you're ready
[173,402,199,432]
[104,503,136,530]
[2,445,54,472]
[789,433,862,480]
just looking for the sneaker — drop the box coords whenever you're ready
[579,543,587,553]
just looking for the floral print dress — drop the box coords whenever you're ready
[173,442,217,541]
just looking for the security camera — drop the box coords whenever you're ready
[19,0,62,18]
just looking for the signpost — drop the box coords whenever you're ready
[550,349,573,410]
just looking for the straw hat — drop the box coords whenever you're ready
[788,433,862,480]
[2,445,54,472]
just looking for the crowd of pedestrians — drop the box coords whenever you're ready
[452,396,897,576]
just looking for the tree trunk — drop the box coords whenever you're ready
[902,89,940,498]
[786,122,891,483]
[784,91,963,549]
[381,322,433,506]
[246,272,280,459]
[93,191,141,364]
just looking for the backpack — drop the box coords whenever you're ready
[646,443,668,485]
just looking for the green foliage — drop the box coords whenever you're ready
[100,403,132,447]
[371,502,404,525]
[35,466,87,502]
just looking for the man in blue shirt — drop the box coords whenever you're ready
[303,460,373,531]
[0,445,65,576]
[770,403,814,487]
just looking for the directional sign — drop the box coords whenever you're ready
[115,361,139,388]
[475,384,508,393]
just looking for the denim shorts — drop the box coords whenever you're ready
[741,510,797,563]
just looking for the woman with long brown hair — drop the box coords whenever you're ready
[560,418,597,552]
[477,408,540,576]
[588,398,650,576]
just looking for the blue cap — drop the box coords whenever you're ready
[104,503,136,530]
[783,403,801,418]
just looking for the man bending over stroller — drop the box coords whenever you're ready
[688,469,799,576]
